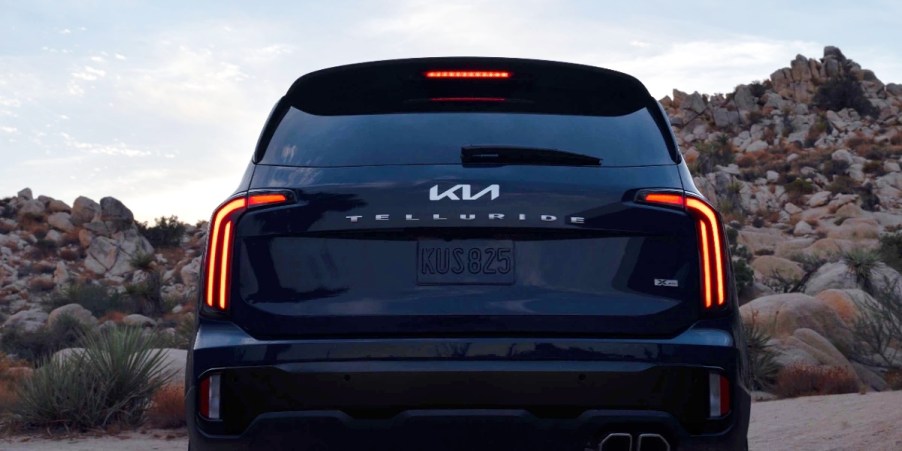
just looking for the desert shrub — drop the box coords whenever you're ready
[862,160,885,176]
[747,110,765,125]
[126,270,164,316]
[129,252,155,271]
[28,239,58,259]
[44,282,132,317]
[742,311,779,390]
[784,178,815,204]
[15,327,171,430]
[813,76,877,117]
[0,315,93,363]
[146,384,186,428]
[886,370,902,390]
[877,232,902,273]
[773,364,860,398]
[852,277,902,368]
[842,249,880,294]
[726,227,754,300]
[822,159,850,178]
[827,175,856,195]
[137,215,187,248]
[690,134,734,174]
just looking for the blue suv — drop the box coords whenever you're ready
[187,57,750,451]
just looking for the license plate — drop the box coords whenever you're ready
[417,240,515,285]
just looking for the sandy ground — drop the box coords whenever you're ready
[2,391,901,450]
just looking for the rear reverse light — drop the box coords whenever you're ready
[204,191,290,312]
[639,191,727,309]
[709,372,731,417]
[198,373,221,420]
[425,70,511,79]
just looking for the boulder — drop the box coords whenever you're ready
[180,256,201,288]
[47,212,75,233]
[84,228,154,276]
[793,220,813,236]
[805,261,902,296]
[737,228,785,255]
[740,293,854,355]
[122,314,156,328]
[851,362,887,391]
[815,288,873,327]
[17,199,45,217]
[17,187,33,200]
[799,238,858,259]
[826,218,879,240]
[751,255,804,281]
[46,199,71,213]
[788,328,854,369]
[157,348,187,384]
[733,85,757,111]
[71,196,100,226]
[807,191,832,207]
[2,309,48,333]
[47,303,98,329]
[99,196,135,230]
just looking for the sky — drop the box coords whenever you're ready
[1,0,901,223]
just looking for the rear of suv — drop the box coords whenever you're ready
[187,57,750,451]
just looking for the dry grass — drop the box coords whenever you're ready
[146,384,186,429]
[99,310,127,323]
[774,364,861,398]
[886,370,902,391]
[0,353,29,417]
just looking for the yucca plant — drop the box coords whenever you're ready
[15,327,173,429]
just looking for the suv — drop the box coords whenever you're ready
[187,57,750,451]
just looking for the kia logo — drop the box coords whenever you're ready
[429,184,500,201]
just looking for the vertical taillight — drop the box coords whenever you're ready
[203,192,289,312]
[639,190,727,310]
[686,198,726,308]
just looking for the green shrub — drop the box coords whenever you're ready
[878,232,902,273]
[813,76,877,117]
[742,310,780,390]
[137,215,187,248]
[852,277,902,369]
[44,283,132,317]
[15,327,171,429]
[690,135,734,174]
[129,252,155,271]
[842,249,880,294]
[726,227,754,300]
[125,270,164,316]
[785,178,815,204]
[0,315,93,363]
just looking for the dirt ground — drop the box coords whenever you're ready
[2,391,901,450]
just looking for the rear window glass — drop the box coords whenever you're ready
[260,107,673,167]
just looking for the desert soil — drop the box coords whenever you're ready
[1,391,901,450]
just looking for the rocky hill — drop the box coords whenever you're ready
[0,46,900,396]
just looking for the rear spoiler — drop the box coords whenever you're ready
[253,57,679,162]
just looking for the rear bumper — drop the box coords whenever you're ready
[187,322,750,450]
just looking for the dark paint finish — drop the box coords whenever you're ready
[189,56,750,451]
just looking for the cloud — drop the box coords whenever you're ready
[71,65,106,81]
[0,126,18,134]
[60,132,152,157]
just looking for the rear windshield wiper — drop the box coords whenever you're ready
[461,145,602,167]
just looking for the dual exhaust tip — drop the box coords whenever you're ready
[598,432,670,451]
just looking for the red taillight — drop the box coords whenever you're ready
[425,70,511,79]
[709,372,731,417]
[198,373,221,420]
[687,197,726,308]
[640,191,727,309]
[204,192,289,312]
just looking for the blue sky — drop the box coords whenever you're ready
[1,0,901,222]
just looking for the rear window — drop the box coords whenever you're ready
[260,107,673,167]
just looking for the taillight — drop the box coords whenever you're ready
[709,372,731,417]
[639,190,727,309]
[686,197,726,308]
[425,70,511,79]
[198,373,221,420]
[203,191,290,312]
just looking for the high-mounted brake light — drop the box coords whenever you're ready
[640,191,727,309]
[204,192,290,312]
[425,70,511,79]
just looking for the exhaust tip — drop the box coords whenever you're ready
[637,433,670,451]
[599,432,632,451]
